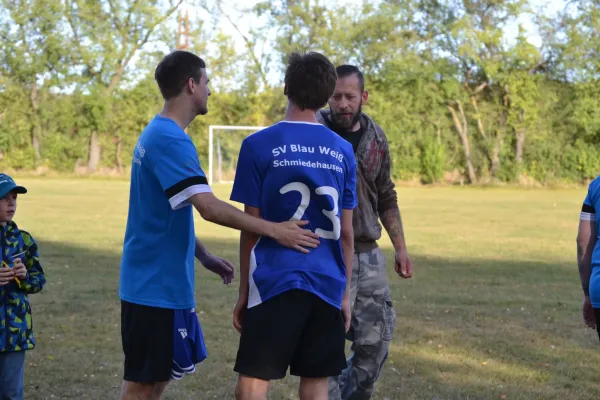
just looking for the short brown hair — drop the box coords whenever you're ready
[155,50,206,100]
[284,52,337,111]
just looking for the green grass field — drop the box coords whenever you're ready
[11,178,599,399]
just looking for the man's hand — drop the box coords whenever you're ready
[342,294,351,333]
[13,258,27,280]
[273,220,320,254]
[395,248,413,279]
[199,254,235,285]
[584,295,596,329]
[233,294,248,334]
[0,267,14,286]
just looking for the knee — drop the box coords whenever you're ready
[120,381,159,400]
[235,376,268,400]
[299,377,329,400]
[234,382,243,400]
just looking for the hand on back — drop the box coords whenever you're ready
[273,220,320,254]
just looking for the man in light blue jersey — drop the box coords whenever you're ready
[119,50,321,400]
[578,176,600,335]
[230,51,357,400]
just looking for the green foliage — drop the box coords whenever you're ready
[420,133,447,184]
[0,0,598,184]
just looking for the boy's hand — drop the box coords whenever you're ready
[233,295,248,334]
[13,258,26,280]
[0,267,15,286]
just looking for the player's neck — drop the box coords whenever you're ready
[159,100,196,131]
[283,102,318,124]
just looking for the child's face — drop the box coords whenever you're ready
[0,191,17,224]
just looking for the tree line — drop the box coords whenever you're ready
[1,0,599,185]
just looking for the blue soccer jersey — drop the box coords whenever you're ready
[230,121,358,310]
[120,115,211,310]
[581,176,600,307]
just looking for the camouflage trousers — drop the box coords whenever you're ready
[329,247,397,400]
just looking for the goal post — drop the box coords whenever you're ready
[208,125,266,185]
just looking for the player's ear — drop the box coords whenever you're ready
[186,77,195,94]
[362,90,369,105]
[283,83,288,96]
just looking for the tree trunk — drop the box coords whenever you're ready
[491,111,507,177]
[515,129,525,164]
[448,101,477,183]
[490,137,503,176]
[88,131,101,173]
[515,110,525,165]
[116,139,123,174]
[29,82,41,163]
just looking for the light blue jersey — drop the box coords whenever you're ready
[230,121,358,310]
[120,115,211,310]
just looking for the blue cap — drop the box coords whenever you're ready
[0,174,27,198]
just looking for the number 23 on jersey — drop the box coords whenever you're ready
[280,182,341,240]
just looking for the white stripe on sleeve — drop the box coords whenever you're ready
[581,212,596,221]
[169,184,212,210]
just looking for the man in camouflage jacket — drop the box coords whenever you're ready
[317,66,414,400]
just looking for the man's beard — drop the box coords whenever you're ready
[330,102,362,133]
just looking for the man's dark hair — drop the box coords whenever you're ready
[155,50,206,100]
[284,51,337,111]
[336,65,365,92]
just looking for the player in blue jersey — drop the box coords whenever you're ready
[230,51,358,400]
[578,176,600,335]
[119,50,320,400]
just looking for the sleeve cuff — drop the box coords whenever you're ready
[166,176,211,210]
[581,212,596,221]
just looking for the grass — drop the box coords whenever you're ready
[10,178,597,399]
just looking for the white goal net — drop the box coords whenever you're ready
[208,125,266,185]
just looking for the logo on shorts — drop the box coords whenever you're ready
[178,328,188,339]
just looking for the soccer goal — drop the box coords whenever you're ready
[208,125,266,185]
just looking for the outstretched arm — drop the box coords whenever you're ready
[190,192,319,254]
[152,138,319,254]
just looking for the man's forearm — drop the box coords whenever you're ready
[380,206,407,251]
[192,195,278,240]
[578,242,593,296]
[195,237,211,262]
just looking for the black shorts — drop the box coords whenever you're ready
[121,300,174,382]
[234,289,347,381]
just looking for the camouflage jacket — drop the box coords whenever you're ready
[0,221,46,353]
[316,110,399,252]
